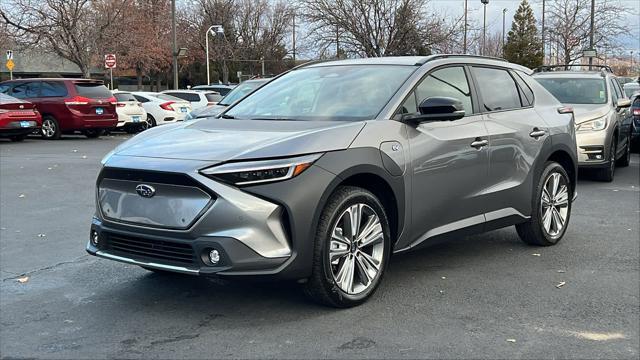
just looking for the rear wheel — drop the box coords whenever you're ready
[516,161,572,246]
[41,116,61,140]
[597,139,616,182]
[146,114,157,127]
[82,129,103,138]
[303,186,391,308]
[617,133,631,167]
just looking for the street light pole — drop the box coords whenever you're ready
[205,25,223,86]
[502,8,507,57]
[588,0,595,70]
[481,0,489,56]
[463,0,468,53]
[542,0,546,62]
[171,0,178,90]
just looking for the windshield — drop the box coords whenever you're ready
[74,83,112,99]
[536,77,607,104]
[114,93,136,102]
[225,65,415,121]
[219,81,265,106]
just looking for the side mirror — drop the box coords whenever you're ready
[616,98,631,108]
[404,97,465,124]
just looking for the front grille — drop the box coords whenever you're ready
[106,233,194,265]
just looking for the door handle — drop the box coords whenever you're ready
[529,128,546,139]
[470,138,488,149]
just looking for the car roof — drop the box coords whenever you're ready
[163,89,218,94]
[532,71,606,79]
[1,78,103,83]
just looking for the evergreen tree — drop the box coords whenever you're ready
[504,0,543,69]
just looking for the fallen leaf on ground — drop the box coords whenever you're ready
[17,276,29,283]
[37,234,46,237]
[506,339,516,343]
[81,155,87,159]
[72,149,78,152]
[441,276,446,280]
[532,253,541,256]
[439,290,445,295]
[557,270,566,273]
[556,281,566,288]
[18,194,25,198]
[47,167,52,170]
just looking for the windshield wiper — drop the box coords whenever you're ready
[220,114,235,119]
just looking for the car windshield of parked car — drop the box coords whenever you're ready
[623,85,640,98]
[225,65,416,121]
[218,82,263,106]
[536,77,607,104]
[114,93,136,102]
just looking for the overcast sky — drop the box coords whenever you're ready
[429,0,640,54]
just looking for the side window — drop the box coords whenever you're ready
[612,78,625,99]
[41,81,68,97]
[0,83,10,94]
[512,71,534,106]
[415,67,474,115]
[134,95,149,103]
[609,79,621,102]
[472,67,522,111]
[11,83,39,99]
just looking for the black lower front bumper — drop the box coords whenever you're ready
[87,218,292,277]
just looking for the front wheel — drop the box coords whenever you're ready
[516,161,572,246]
[617,134,631,167]
[41,116,61,140]
[303,186,391,308]
[597,139,616,182]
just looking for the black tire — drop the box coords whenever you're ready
[516,161,572,246]
[147,114,157,127]
[616,133,631,167]
[41,116,61,140]
[597,138,616,182]
[82,129,103,138]
[303,186,391,308]
[9,134,28,142]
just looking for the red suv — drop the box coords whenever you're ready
[0,79,117,139]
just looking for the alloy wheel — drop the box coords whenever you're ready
[329,204,384,295]
[41,119,56,138]
[540,172,569,238]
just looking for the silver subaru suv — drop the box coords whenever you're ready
[88,55,578,307]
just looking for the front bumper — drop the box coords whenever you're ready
[576,129,609,167]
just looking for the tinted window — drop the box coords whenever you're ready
[41,81,68,97]
[0,83,10,94]
[473,67,521,111]
[156,94,184,102]
[114,93,136,102]
[609,79,621,101]
[11,82,40,99]
[133,95,149,103]
[210,87,231,96]
[412,66,473,114]
[536,78,607,104]
[512,71,534,106]
[226,65,416,121]
[74,83,112,98]
[165,92,200,102]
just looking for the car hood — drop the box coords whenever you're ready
[566,104,610,124]
[112,118,366,161]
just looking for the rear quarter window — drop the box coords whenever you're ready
[41,81,69,97]
[74,83,112,98]
[165,92,200,102]
[114,93,136,102]
[205,93,222,102]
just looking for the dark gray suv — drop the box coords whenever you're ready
[87,55,578,307]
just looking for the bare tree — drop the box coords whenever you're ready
[545,0,632,64]
[302,0,463,58]
[0,0,129,78]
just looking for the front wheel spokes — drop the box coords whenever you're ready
[554,185,569,207]
[334,254,355,294]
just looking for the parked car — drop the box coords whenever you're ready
[161,90,221,110]
[533,65,632,181]
[112,92,148,133]
[186,79,269,120]
[0,93,42,142]
[131,92,192,127]
[622,82,640,98]
[631,93,640,148]
[0,78,117,139]
[88,55,577,307]
[191,84,235,96]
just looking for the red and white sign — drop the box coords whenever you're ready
[104,54,117,69]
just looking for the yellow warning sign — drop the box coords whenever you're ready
[6,59,14,71]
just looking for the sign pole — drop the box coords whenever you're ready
[9,69,12,80]
[110,68,113,90]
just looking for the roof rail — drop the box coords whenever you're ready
[533,64,613,73]
[419,54,508,65]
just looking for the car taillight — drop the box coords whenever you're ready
[64,96,92,105]
[137,102,143,107]
[633,109,640,116]
[107,96,117,105]
[117,103,126,107]
[160,101,175,111]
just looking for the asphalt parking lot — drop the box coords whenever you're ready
[1,134,639,359]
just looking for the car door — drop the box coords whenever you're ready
[471,66,548,221]
[38,81,69,126]
[401,65,490,247]
[609,77,631,155]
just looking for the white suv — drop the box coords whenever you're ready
[161,90,222,110]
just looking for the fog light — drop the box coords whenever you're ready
[595,155,603,160]
[209,249,220,265]
[90,230,99,246]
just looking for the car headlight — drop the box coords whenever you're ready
[576,117,607,132]
[200,153,322,186]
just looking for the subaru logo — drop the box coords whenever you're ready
[135,184,156,198]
